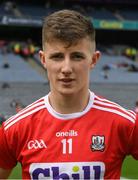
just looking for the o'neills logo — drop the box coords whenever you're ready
[56,130,78,137]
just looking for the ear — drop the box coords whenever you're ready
[39,50,47,68]
[90,51,101,69]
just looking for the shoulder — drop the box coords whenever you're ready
[92,93,136,125]
[3,96,47,131]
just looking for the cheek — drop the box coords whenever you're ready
[77,66,90,80]
[79,63,90,73]
[46,65,58,79]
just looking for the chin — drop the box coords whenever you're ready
[59,88,77,96]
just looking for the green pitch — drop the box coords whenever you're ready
[8,156,138,179]
[122,156,138,179]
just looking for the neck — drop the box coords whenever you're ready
[49,90,90,114]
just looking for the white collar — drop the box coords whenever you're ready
[44,91,95,120]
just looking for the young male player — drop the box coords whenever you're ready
[0,9,138,179]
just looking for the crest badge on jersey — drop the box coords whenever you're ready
[91,135,105,151]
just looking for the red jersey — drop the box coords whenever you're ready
[0,91,138,179]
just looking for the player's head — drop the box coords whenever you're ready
[40,9,100,96]
[42,9,96,50]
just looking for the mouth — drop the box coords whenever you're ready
[59,78,75,84]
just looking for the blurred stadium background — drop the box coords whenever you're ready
[0,0,138,179]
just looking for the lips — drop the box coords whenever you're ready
[61,79,73,82]
[59,78,74,83]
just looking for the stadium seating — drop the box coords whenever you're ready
[0,53,45,82]
[18,5,50,18]
[119,9,138,20]
[0,4,14,16]
[87,8,118,20]
[90,53,138,83]
[1,1,138,22]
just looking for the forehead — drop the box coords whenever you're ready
[44,37,95,53]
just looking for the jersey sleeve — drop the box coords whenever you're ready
[128,114,138,159]
[0,125,17,169]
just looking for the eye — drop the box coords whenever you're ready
[71,53,85,61]
[49,53,64,61]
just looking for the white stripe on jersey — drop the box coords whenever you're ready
[95,95,135,112]
[94,100,135,119]
[95,95,136,115]
[128,110,136,116]
[4,100,45,126]
[93,105,135,123]
[93,95,136,123]
[4,97,45,130]
[4,105,46,130]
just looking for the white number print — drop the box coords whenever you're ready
[61,138,72,154]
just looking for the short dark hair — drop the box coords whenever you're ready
[42,9,95,49]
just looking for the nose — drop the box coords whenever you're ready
[61,58,73,75]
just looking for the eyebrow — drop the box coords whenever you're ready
[49,52,64,58]
[70,52,86,57]
[49,51,86,58]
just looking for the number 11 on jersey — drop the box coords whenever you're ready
[61,138,73,154]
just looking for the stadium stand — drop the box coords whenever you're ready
[18,5,50,19]
[87,7,118,20]
[119,8,138,20]
[90,53,138,83]
[0,1,21,17]
[0,53,46,82]
[0,2,13,16]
